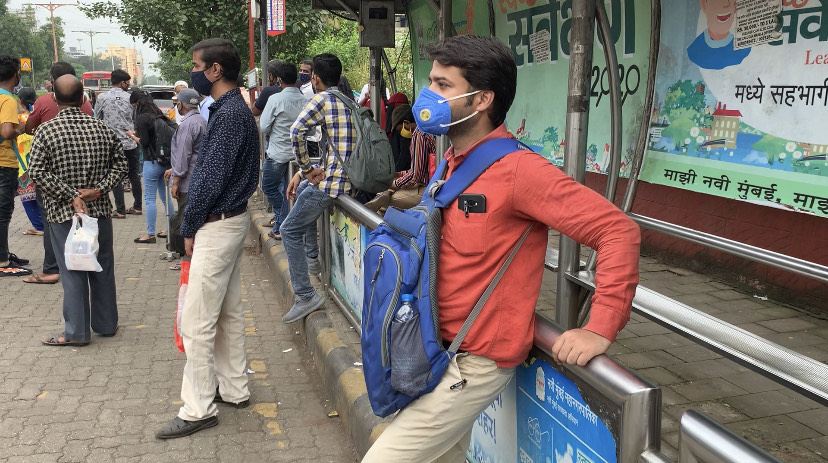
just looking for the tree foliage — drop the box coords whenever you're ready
[0,2,54,87]
[80,0,328,82]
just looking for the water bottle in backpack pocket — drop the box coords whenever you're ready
[389,294,433,397]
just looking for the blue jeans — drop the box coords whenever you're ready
[0,167,16,263]
[261,159,290,233]
[112,148,142,213]
[143,160,173,236]
[279,180,332,300]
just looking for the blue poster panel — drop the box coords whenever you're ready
[468,376,517,463]
[516,358,616,463]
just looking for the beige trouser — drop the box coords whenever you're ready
[362,353,516,463]
[178,212,251,421]
[378,185,427,215]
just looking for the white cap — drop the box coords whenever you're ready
[174,80,189,89]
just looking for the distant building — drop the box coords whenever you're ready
[710,102,742,149]
[66,46,84,58]
[101,44,144,84]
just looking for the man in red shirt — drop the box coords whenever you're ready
[22,62,93,285]
[362,35,640,462]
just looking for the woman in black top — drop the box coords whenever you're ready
[126,91,175,244]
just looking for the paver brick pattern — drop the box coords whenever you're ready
[0,196,358,462]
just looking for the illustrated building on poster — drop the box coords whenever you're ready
[709,102,742,149]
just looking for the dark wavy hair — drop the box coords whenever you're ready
[426,36,517,127]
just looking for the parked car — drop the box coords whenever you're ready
[142,85,176,120]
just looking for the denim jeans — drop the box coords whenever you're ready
[260,159,290,233]
[279,180,332,300]
[0,166,16,263]
[112,148,143,213]
[143,160,173,236]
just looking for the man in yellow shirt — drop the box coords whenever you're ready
[0,55,31,276]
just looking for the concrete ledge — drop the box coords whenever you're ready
[251,212,390,457]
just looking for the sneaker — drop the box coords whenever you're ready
[282,292,325,324]
[8,253,29,266]
[307,257,322,275]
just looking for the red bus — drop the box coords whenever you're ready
[81,71,112,92]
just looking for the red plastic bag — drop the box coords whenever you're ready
[174,261,190,353]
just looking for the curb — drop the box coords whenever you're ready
[249,212,389,457]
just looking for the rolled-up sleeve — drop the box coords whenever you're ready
[291,95,325,172]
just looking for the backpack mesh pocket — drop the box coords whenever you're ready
[390,312,432,396]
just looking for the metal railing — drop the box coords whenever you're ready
[318,194,782,463]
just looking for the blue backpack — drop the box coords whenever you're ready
[361,138,534,417]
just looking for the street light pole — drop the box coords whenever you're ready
[73,30,107,71]
[29,2,75,62]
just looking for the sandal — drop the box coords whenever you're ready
[134,235,156,244]
[126,207,143,215]
[23,273,60,284]
[23,228,44,236]
[157,232,168,239]
[169,262,181,271]
[42,332,90,346]
[267,231,281,240]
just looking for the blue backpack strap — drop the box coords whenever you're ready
[433,138,528,207]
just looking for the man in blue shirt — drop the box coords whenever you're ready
[156,38,260,440]
[259,62,309,239]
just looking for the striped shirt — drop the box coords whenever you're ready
[290,87,356,198]
[393,127,435,190]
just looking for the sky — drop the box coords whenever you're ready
[8,0,160,73]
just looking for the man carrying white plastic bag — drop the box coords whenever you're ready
[64,213,103,272]
[28,75,127,346]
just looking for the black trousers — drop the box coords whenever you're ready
[112,147,143,213]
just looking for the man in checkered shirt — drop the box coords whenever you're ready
[280,53,356,324]
[28,75,128,346]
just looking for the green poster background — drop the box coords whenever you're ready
[408,0,651,176]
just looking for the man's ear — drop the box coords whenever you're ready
[473,90,495,113]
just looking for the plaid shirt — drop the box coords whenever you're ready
[290,87,356,198]
[28,107,128,223]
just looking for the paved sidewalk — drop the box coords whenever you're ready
[0,196,358,463]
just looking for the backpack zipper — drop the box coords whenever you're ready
[365,242,403,366]
[364,247,385,327]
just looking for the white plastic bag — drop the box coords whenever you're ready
[64,213,102,272]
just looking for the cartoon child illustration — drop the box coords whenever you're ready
[687,0,751,70]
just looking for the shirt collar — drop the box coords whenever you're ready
[444,124,511,163]
[56,107,84,117]
[210,88,241,112]
[179,110,200,123]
